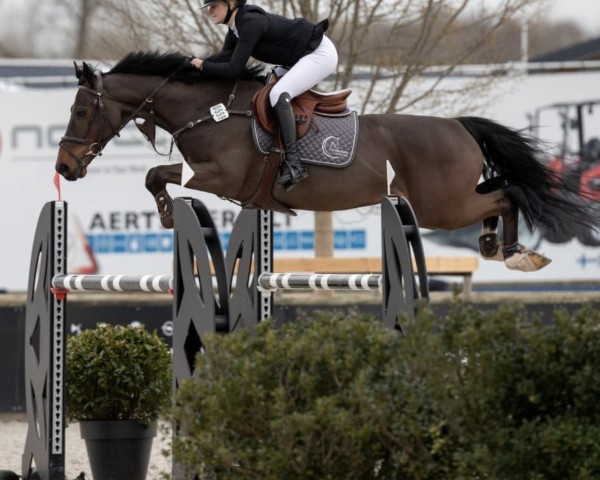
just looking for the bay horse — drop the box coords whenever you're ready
[56,51,598,272]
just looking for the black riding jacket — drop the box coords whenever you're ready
[202,4,328,79]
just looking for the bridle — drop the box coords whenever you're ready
[59,69,176,172]
[59,65,253,173]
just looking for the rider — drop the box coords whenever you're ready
[191,0,338,191]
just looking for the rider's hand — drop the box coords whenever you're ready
[191,58,204,70]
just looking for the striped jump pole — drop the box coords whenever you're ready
[258,273,382,291]
[52,274,173,294]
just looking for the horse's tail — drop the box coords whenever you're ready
[456,115,598,234]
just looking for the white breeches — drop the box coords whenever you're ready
[269,35,338,106]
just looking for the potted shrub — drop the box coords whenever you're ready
[66,324,171,480]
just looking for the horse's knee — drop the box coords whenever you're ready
[145,166,161,193]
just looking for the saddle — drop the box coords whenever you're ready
[252,82,352,138]
[243,80,353,217]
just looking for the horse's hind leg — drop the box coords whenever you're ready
[145,164,182,229]
[501,198,551,271]
[479,216,502,261]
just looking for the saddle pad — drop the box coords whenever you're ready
[251,111,359,168]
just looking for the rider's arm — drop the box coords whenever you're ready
[205,30,237,63]
[202,13,268,79]
[191,30,237,70]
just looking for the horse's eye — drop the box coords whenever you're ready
[76,110,87,119]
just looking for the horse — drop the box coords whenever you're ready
[55,51,598,272]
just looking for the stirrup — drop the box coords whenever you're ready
[278,162,308,186]
[282,174,306,192]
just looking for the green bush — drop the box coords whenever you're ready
[173,304,600,480]
[66,324,172,425]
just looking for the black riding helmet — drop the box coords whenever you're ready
[198,0,246,24]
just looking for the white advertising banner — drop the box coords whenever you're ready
[1,72,600,291]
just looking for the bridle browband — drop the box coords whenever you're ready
[59,64,253,171]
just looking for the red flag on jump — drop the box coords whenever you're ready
[53,172,62,201]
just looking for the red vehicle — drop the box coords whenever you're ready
[529,100,600,245]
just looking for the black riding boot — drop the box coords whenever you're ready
[273,93,308,190]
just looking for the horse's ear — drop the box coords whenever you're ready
[80,61,96,87]
[74,61,83,81]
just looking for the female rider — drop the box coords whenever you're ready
[191,0,338,190]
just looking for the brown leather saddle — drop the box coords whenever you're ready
[243,81,353,216]
[252,82,352,138]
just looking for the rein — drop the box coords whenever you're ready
[59,64,253,169]
[168,81,253,156]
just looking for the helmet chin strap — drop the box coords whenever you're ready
[223,3,239,24]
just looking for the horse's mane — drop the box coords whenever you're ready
[107,51,265,83]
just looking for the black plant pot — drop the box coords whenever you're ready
[79,420,157,480]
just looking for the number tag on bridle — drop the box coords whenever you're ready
[210,103,229,122]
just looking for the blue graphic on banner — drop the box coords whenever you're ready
[87,233,174,254]
[87,229,366,254]
[334,230,366,250]
[577,254,600,268]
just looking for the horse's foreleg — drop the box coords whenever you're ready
[145,164,182,229]
[501,198,551,271]
[479,216,502,260]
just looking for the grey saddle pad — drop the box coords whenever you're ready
[251,111,359,168]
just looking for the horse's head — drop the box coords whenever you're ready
[56,62,123,180]
[56,50,265,183]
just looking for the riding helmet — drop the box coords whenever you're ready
[198,0,246,9]
[198,0,219,8]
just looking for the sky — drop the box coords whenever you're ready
[482,0,600,33]
[558,1,600,31]
[533,0,600,32]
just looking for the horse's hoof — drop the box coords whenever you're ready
[479,233,500,260]
[505,250,552,271]
[155,190,174,229]
[160,214,174,229]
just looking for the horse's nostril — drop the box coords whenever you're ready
[56,163,69,174]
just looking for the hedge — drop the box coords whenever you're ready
[173,303,600,479]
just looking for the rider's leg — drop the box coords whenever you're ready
[272,92,307,188]
[270,36,338,189]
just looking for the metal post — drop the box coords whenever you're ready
[22,201,66,480]
[172,197,229,388]
[381,195,429,330]
[225,208,272,331]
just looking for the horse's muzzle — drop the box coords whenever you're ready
[55,160,86,181]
